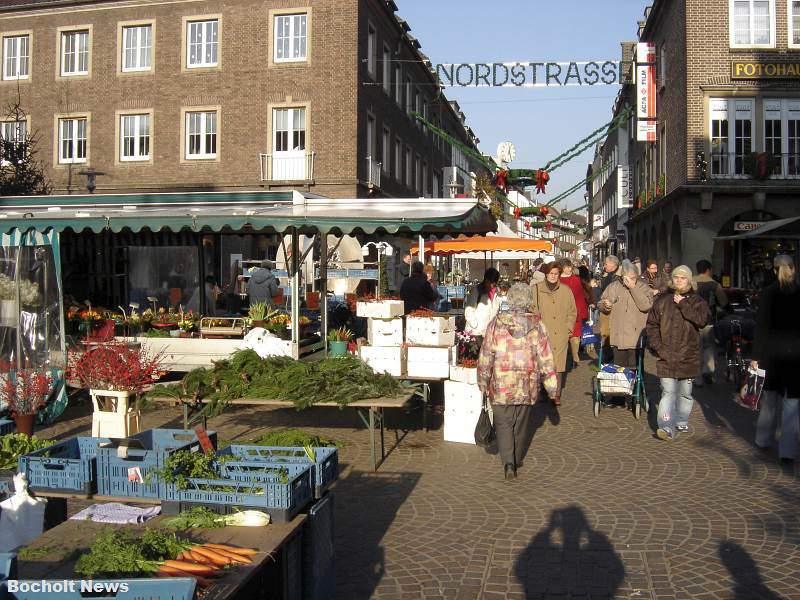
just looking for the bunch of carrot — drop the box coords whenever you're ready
[156,543,257,588]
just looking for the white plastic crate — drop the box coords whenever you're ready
[407,346,451,378]
[405,316,456,346]
[367,317,404,346]
[443,381,483,444]
[356,300,405,319]
[450,365,478,384]
[360,345,406,377]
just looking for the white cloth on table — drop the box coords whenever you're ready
[70,502,161,524]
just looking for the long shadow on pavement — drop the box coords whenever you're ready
[513,504,625,600]
[719,540,786,600]
[334,470,421,600]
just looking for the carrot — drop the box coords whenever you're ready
[199,545,252,564]
[202,543,259,556]
[175,551,187,561]
[161,559,219,575]
[187,549,218,565]
[157,568,212,589]
[190,545,232,566]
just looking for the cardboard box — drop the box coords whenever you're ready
[356,300,405,319]
[450,365,478,385]
[443,380,483,444]
[360,345,406,377]
[407,346,451,378]
[367,317,404,347]
[405,315,456,346]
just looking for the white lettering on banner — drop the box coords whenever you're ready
[617,166,633,208]
[734,221,765,231]
[637,120,657,141]
[637,42,656,64]
[5,581,130,594]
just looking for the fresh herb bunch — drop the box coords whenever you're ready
[146,450,229,490]
[250,428,342,448]
[164,507,225,530]
[74,529,192,578]
[0,433,52,470]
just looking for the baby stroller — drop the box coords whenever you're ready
[591,333,649,419]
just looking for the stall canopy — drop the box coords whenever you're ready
[0,191,496,237]
[714,216,800,240]
[412,236,552,258]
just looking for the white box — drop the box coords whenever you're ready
[405,315,456,347]
[367,317,404,347]
[360,345,406,377]
[443,380,483,444]
[450,365,478,385]
[407,346,451,378]
[356,300,405,319]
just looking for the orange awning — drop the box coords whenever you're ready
[411,236,552,256]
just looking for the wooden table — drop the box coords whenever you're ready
[149,391,419,471]
[14,514,307,600]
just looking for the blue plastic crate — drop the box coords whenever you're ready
[2,578,195,599]
[18,437,109,495]
[160,462,313,523]
[0,552,16,581]
[96,429,216,499]
[217,445,338,498]
[0,419,13,436]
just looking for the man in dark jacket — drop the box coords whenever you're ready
[645,265,709,441]
[693,259,728,386]
[246,260,280,305]
[400,261,439,314]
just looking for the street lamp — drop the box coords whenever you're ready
[361,241,394,300]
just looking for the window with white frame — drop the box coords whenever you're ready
[730,0,774,47]
[58,117,87,163]
[1,120,26,163]
[3,35,29,80]
[382,45,391,94]
[61,30,89,76]
[405,77,413,113]
[274,13,307,62]
[394,137,402,179]
[366,114,376,161]
[273,107,306,152]
[764,98,800,176]
[186,111,217,159]
[122,25,152,72]
[366,24,376,77]
[710,98,752,176]
[187,20,218,68]
[791,0,800,46]
[382,127,390,175]
[394,65,402,106]
[405,145,412,187]
[120,114,150,161]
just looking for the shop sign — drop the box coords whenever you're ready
[593,214,604,227]
[734,221,765,232]
[731,61,800,79]
[636,65,657,119]
[617,165,633,208]
[637,120,657,141]
[637,42,656,64]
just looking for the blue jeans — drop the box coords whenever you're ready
[657,378,694,437]
[755,391,799,459]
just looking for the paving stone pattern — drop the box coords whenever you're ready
[42,357,800,599]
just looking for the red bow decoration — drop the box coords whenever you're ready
[545,220,553,232]
[524,220,531,230]
[535,169,549,194]
[494,169,508,193]
[540,205,549,217]
[513,207,521,219]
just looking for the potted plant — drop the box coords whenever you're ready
[67,343,164,437]
[0,367,54,436]
[265,313,291,339]
[327,326,353,357]
[248,301,269,327]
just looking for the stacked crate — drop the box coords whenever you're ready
[444,349,482,445]
[405,314,456,378]
[356,300,406,376]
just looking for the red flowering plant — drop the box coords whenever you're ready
[0,367,54,416]
[455,331,482,365]
[67,342,165,396]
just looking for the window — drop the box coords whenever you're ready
[366,114,376,161]
[405,145,412,187]
[394,65,402,106]
[366,24,376,77]
[710,98,752,176]
[433,171,440,198]
[61,30,89,76]
[58,117,87,163]
[405,77,413,113]
[187,20,218,68]
[382,127,391,174]
[274,13,307,62]
[1,120,26,163]
[382,45,391,94]
[186,111,217,159]
[422,161,429,196]
[3,35,29,80]
[415,89,422,125]
[730,0,774,47]
[658,44,667,89]
[273,107,305,152]
[394,137,402,179]
[764,98,800,176]
[791,0,800,46]
[415,154,422,193]
[122,25,152,72]
[120,114,150,161]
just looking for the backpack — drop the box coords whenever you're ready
[695,280,719,324]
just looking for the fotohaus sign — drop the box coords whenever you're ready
[731,61,800,79]
[435,61,625,87]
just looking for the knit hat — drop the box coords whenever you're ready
[671,265,692,279]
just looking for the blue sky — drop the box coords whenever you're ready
[398,0,649,210]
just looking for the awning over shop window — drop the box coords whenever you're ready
[0,191,496,237]
[411,236,552,256]
[714,216,800,240]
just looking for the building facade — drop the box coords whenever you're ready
[623,0,800,286]
[0,0,482,199]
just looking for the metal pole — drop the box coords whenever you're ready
[290,227,300,358]
[319,234,328,356]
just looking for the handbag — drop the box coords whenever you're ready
[474,394,495,447]
[737,367,765,411]
[580,322,599,345]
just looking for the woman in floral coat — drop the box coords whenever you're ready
[478,283,559,480]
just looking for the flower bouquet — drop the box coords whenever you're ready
[0,367,54,435]
[265,313,291,339]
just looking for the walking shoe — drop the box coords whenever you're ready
[676,424,689,433]
[656,428,673,441]
[504,464,517,480]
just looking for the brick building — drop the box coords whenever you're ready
[0,0,483,199]
[621,0,800,287]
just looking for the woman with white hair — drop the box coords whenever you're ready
[477,283,559,480]
[599,259,653,368]
[754,254,800,463]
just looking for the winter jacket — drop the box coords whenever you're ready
[464,286,502,336]
[560,274,589,338]
[600,279,653,350]
[641,272,668,295]
[477,309,558,406]
[400,273,439,314]
[752,282,800,396]
[600,268,618,293]
[246,268,280,305]
[693,274,728,325]
[645,287,708,379]
[531,281,577,372]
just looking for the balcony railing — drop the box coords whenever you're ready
[259,152,315,181]
[366,156,381,188]
[710,152,800,179]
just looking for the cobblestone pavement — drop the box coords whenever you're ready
[40,355,800,600]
